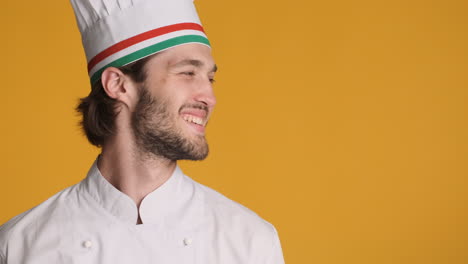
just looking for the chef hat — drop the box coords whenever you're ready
[70,0,210,84]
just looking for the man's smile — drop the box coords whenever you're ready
[180,110,209,134]
[182,114,205,126]
[179,106,210,134]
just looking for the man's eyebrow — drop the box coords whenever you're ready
[172,59,218,72]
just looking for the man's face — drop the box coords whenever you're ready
[131,44,217,161]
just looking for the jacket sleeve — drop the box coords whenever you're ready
[265,226,285,264]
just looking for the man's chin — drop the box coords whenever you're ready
[182,143,209,161]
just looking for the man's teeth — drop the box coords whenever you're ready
[183,115,204,126]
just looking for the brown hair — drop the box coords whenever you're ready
[76,56,153,147]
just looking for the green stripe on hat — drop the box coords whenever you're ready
[90,35,211,84]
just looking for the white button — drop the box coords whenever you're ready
[183,238,192,246]
[83,240,93,248]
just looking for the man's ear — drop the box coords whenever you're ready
[101,67,138,110]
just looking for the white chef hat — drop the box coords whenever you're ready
[70,0,210,84]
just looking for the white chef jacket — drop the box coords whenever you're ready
[0,160,284,264]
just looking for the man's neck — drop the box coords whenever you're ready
[98,138,177,209]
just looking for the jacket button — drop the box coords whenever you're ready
[183,238,193,246]
[83,240,93,248]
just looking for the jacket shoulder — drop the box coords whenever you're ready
[190,176,278,238]
[188,177,284,263]
[0,184,80,257]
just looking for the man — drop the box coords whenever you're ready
[0,0,284,263]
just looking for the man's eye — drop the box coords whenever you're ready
[182,71,195,76]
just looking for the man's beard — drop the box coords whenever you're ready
[131,86,209,161]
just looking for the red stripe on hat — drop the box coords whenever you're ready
[87,22,205,72]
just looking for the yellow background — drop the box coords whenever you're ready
[1,0,467,263]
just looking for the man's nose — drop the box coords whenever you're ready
[194,77,217,108]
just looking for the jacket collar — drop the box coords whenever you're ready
[80,158,190,225]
